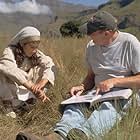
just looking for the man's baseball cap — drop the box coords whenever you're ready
[79,11,118,35]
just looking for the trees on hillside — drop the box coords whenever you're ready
[60,21,83,38]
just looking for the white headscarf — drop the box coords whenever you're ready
[9,26,40,46]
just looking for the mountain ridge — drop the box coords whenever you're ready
[0,0,92,35]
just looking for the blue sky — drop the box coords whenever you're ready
[63,0,109,7]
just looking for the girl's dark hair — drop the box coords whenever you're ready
[12,43,39,67]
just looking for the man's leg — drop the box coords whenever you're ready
[16,104,88,140]
[79,100,128,139]
[16,131,64,140]
[54,104,88,137]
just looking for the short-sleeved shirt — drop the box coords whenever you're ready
[86,31,140,86]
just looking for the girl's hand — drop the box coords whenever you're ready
[34,89,51,103]
[31,79,48,93]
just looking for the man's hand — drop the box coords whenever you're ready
[96,79,115,95]
[31,79,48,93]
[70,85,85,96]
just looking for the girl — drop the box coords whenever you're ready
[0,26,55,117]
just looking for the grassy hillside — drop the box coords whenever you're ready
[64,0,140,39]
[0,36,140,140]
[0,1,140,140]
[99,0,140,37]
[0,36,88,139]
[0,0,92,35]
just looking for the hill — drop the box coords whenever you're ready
[0,0,93,35]
[60,0,140,39]
[98,0,140,38]
[1,0,140,38]
[80,0,140,38]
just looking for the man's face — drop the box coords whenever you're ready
[90,30,107,46]
[22,41,40,57]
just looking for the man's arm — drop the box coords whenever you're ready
[82,68,95,91]
[113,72,140,88]
[70,68,95,96]
[96,36,140,94]
[96,73,140,94]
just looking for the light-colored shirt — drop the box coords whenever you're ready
[86,31,140,86]
[0,47,55,85]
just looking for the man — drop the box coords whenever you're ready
[16,11,140,140]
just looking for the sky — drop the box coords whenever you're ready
[0,0,52,15]
[63,0,109,7]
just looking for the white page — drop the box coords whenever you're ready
[61,88,132,105]
[61,94,101,105]
[100,88,132,100]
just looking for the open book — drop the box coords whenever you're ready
[61,88,132,107]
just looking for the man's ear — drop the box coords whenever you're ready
[105,30,112,36]
[105,31,109,36]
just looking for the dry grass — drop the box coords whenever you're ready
[0,36,140,140]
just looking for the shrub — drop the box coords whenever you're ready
[59,20,83,38]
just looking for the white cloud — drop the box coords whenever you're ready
[0,0,53,15]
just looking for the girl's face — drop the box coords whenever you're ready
[22,41,40,57]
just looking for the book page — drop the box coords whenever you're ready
[61,94,101,105]
[61,88,132,105]
[100,88,132,101]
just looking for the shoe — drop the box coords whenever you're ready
[67,128,88,140]
[16,132,42,140]
[16,131,65,140]
[45,132,66,140]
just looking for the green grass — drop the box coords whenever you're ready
[0,36,140,140]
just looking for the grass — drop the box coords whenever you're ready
[0,36,140,140]
[103,104,140,140]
